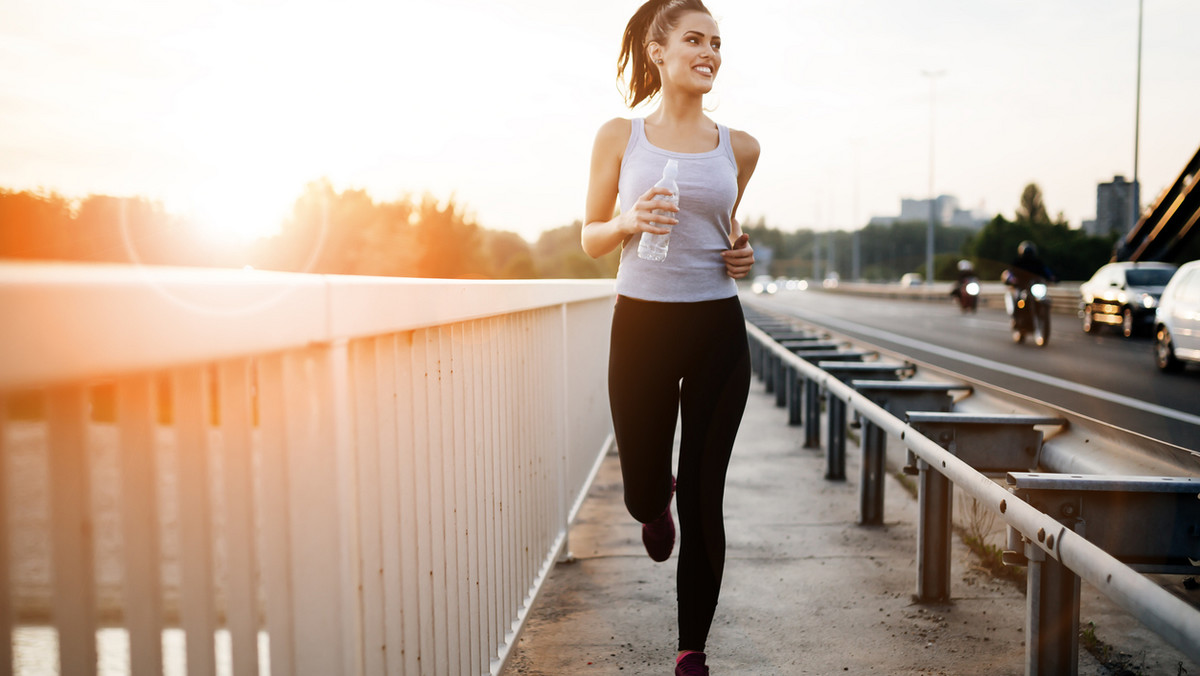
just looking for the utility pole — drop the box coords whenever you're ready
[852,140,861,281]
[813,232,821,281]
[1131,0,1143,232]
[922,70,945,283]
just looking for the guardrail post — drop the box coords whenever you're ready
[748,333,760,378]
[775,359,788,408]
[787,369,803,426]
[1006,472,1200,676]
[915,458,954,602]
[764,350,776,394]
[825,392,846,480]
[908,413,1064,604]
[817,362,910,483]
[804,378,821,449]
[859,420,887,525]
[850,382,967,526]
[1024,540,1081,675]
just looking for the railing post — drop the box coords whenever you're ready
[47,386,97,676]
[803,378,821,449]
[117,377,165,675]
[218,360,263,676]
[558,304,574,563]
[859,420,886,525]
[787,368,803,426]
[916,459,953,602]
[283,342,363,676]
[1025,543,1081,675]
[774,359,788,408]
[749,335,762,379]
[825,392,846,480]
[0,398,10,676]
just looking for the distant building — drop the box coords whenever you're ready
[1088,175,1139,237]
[869,195,988,230]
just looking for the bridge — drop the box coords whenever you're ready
[1,263,1198,675]
[1115,142,1200,263]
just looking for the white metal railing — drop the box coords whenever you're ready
[0,262,616,675]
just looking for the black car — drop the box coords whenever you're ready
[1079,262,1177,337]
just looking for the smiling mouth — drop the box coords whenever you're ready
[694,65,713,76]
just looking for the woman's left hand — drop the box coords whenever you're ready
[722,233,754,279]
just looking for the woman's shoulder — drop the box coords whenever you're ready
[594,117,633,146]
[727,127,760,163]
[591,118,635,165]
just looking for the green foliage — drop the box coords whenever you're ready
[969,212,1117,282]
[534,222,619,278]
[1079,622,1150,676]
[0,179,1135,282]
[0,188,233,266]
[0,183,607,281]
[746,219,976,281]
[1017,183,1050,225]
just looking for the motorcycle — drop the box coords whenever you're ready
[1004,275,1051,347]
[952,276,981,313]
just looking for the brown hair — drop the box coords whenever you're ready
[617,0,713,109]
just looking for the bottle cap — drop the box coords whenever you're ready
[663,159,678,178]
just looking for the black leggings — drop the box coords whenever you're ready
[608,294,751,652]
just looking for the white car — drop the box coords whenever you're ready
[1153,260,1200,372]
[1079,261,1176,337]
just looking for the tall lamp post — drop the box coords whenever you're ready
[922,69,945,283]
[1131,0,1143,231]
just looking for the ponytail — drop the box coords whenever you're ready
[617,0,712,109]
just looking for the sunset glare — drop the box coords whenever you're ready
[2,0,1200,244]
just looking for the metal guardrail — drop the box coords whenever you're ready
[743,304,1200,674]
[814,281,1082,316]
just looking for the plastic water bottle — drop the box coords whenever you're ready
[637,159,679,262]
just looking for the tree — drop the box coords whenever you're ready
[482,230,537,279]
[1016,183,1050,225]
[534,222,619,278]
[970,183,1117,281]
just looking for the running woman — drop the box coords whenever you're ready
[581,1,759,673]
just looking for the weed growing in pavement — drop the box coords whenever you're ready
[1079,621,1154,675]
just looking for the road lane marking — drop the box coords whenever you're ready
[774,302,1200,428]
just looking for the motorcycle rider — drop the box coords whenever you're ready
[1002,240,1057,344]
[950,259,976,297]
[949,259,979,311]
[1003,240,1056,291]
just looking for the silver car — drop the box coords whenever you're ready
[1153,260,1200,372]
[1079,261,1176,337]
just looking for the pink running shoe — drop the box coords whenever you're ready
[641,477,676,562]
[675,651,709,675]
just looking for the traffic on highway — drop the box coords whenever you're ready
[746,281,1200,450]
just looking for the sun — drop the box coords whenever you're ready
[169,177,291,247]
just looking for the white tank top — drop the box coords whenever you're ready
[615,117,740,302]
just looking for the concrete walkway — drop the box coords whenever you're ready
[501,373,1199,675]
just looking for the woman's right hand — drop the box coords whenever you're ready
[619,186,677,236]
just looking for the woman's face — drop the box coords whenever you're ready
[653,11,721,94]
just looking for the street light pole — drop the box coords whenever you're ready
[922,70,945,283]
[1131,0,1143,231]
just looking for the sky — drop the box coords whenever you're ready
[2,0,1199,245]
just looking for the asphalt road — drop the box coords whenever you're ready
[746,288,1200,451]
